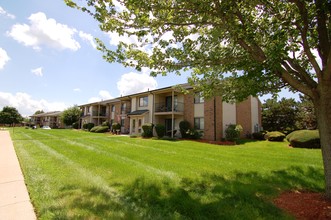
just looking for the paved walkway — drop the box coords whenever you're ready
[0,130,36,220]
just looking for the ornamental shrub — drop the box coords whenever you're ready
[83,123,94,131]
[90,125,109,133]
[264,131,286,142]
[252,131,267,140]
[186,128,202,139]
[179,120,190,138]
[286,130,320,149]
[72,122,79,129]
[225,124,243,141]
[111,123,121,132]
[155,124,166,138]
[102,121,110,127]
[142,123,154,137]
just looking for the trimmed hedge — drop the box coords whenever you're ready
[286,130,320,149]
[102,121,110,127]
[90,125,109,133]
[72,122,79,129]
[83,123,95,131]
[142,123,154,138]
[225,124,243,141]
[179,120,190,138]
[264,131,286,142]
[111,123,121,132]
[252,131,267,140]
[155,124,166,138]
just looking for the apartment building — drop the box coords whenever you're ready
[30,111,63,128]
[79,84,262,141]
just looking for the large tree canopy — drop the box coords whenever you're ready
[0,106,23,125]
[262,97,298,132]
[66,0,331,198]
[61,105,81,126]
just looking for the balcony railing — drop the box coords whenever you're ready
[155,102,184,112]
[92,111,107,117]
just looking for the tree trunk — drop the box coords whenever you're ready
[314,82,331,199]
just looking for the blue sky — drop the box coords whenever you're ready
[0,0,297,116]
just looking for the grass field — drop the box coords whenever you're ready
[11,128,324,219]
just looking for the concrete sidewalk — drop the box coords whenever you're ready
[0,130,36,220]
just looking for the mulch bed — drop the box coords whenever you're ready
[274,191,331,219]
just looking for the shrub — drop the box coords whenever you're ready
[90,125,109,133]
[72,122,79,129]
[225,124,243,141]
[142,123,154,138]
[286,130,320,149]
[179,120,190,138]
[102,121,110,127]
[155,124,166,138]
[252,131,267,140]
[186,128,202,139]
[111,123,121,132]
[83,123,94,131]
[264,131,286,142]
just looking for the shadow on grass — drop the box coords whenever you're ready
[49,166,323,219]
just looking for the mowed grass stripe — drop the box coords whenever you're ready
[11,128,324,219]
[21,130,181,182]
[14,136,137,219]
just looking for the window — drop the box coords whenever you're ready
[138,119,142,127]
[111,105,115,112]
[121,103,126,111]
[139,96,148,107]
[194,117,204,130]
[132,119,136,131]
[121,119,125,127]
[194,92,204,103]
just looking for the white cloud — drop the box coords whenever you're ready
[88,90,114,103]
[0,92,67,117]
[117,72,157,96]
[0,6,15,19]
[73,88,81,92]
[0,48,10,70]
[7,12,80,51]
[31,67,43,77]
[79,31,96,48]
[107,31,139,46]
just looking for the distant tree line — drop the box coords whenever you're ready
[262,95,316,132]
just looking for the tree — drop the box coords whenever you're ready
[296,95,317,130]
[61,105,81,126]
[0,106,23,125]
[262,97,298,132]
[66,0,331,198]
[34,110,44,115]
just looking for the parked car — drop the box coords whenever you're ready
[42,126,51,130]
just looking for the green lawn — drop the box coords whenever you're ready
[11,128,323,219]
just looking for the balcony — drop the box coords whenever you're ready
[155,102,184,114]
[92,111,107,117]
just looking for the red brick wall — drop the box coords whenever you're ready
[236,97,252,137]
[204,98,215,141]
[183,94,194,126]
[215,97,223,140]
